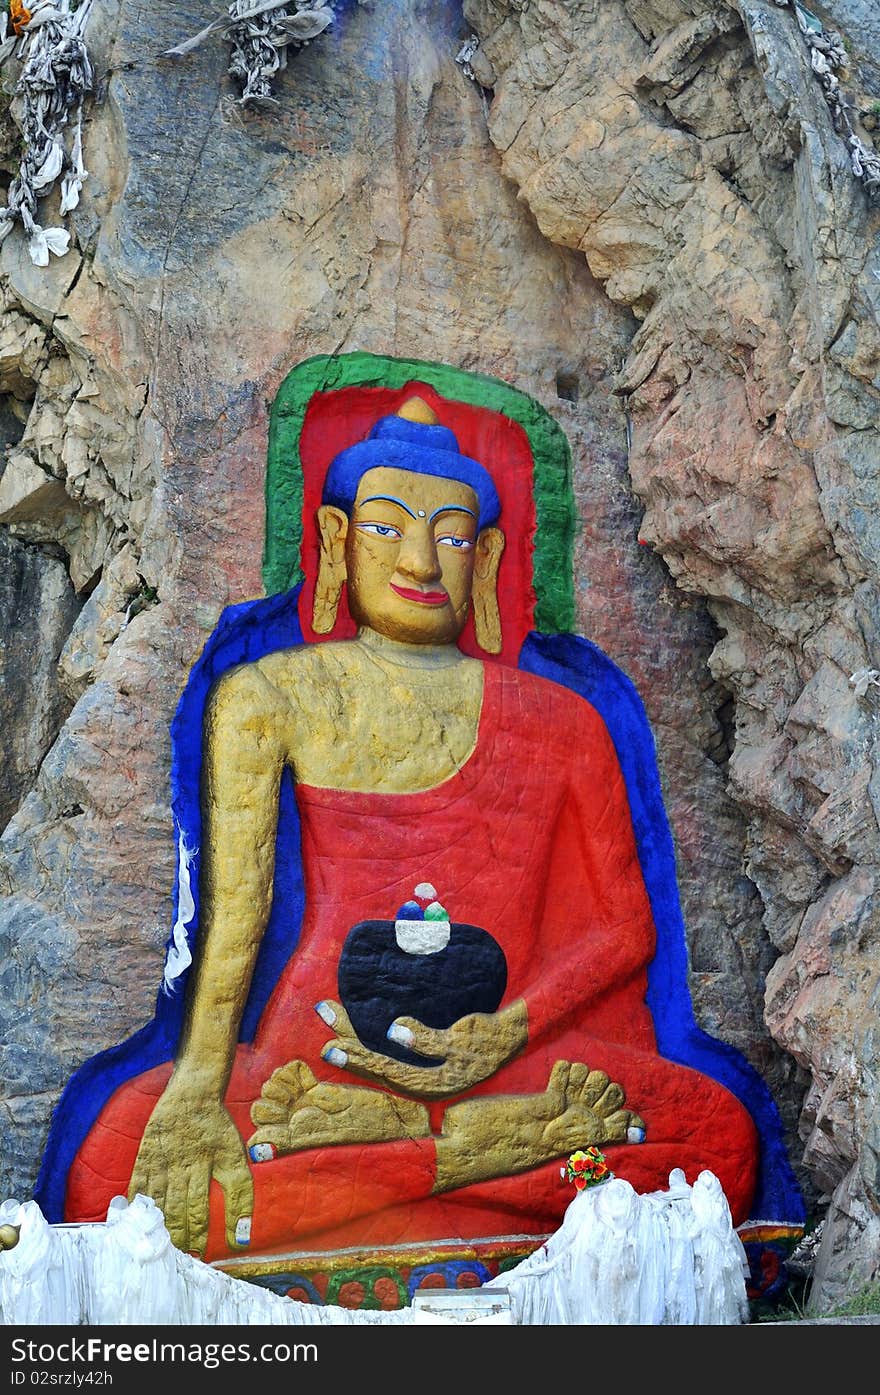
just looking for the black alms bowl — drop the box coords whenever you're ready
[337,920,508,1067]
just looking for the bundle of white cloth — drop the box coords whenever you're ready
[0,1195,407,1326]
[0,1169,749,1326]
[485,1169,750,1325]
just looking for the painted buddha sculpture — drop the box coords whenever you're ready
[42,373,803,1271]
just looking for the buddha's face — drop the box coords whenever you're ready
[344,466,480,645]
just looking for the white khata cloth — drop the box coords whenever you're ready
[1,1174,748,1325]
[486,1169,749,1325]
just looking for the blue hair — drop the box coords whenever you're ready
[321,414,501,530]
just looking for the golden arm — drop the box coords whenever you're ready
[128,662,288,1255]
[176,663,287,1088]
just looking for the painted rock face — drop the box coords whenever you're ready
[337,888,507,1066]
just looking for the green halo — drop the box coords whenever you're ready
[264,351,576,634]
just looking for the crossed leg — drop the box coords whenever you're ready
[435,1060,644,1190]
[247,1058,645,1188]
[66,1049,758,1257]
[247,1060,431,1160]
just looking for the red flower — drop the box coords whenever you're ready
[565,1147,613,1189]
[10,0,31,34]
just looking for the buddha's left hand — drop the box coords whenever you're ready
[314,998,528,1098]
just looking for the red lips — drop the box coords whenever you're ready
[389,583,449,606]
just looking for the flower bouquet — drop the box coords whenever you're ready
[563,1147,612,1191]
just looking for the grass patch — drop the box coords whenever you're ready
[752,1276,880,1323]
[751,1276,812,1324]
[825,1280,880,1318]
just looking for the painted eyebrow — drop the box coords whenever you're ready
[357,496,477,524]
[430,504,477,523]
[358,494,418,519]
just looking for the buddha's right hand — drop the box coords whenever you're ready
[128,1083,253,1257]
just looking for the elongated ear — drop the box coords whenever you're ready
[313,505,349,634]
[472,527,505,655]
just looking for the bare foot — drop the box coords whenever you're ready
[247,1059,430,1160]
[539,1060,645,1155]
[434,1059,645,1192]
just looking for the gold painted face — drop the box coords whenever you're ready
[345,466,481,645]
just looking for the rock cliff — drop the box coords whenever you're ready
[0,0,876,1312]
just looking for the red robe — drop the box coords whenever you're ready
[66,662,757,1259]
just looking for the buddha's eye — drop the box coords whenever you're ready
[357,522,402,539]
[436,534,473,550]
